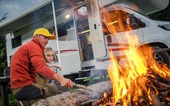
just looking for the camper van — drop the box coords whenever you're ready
[0,0,170,81]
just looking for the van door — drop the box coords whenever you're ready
[86,0,106,58]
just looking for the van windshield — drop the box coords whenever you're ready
[103,10,129,34]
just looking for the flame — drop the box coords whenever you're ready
[106,6,170,106]
[103,92,108,99]
[108,35,148,105]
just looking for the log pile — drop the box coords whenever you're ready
[130,70,170,106]
[102,70,170,106]
[147,70,170,106]
[31,81,112,106]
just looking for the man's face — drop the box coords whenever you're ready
[36,34,50,47]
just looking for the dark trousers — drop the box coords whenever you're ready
[12,83,61,105]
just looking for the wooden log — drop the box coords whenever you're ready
[150,88,161,106]
[31,81,112,106]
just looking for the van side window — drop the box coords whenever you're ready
[126,14,146,29]
[103,10,145,34]
[49,20,76,41]
[12,35,22,48]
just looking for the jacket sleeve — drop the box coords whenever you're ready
[28,44,55,79]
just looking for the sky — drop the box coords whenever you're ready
[0,0,169,22]
[0,0,46,22]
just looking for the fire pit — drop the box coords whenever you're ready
[106,38,170,106]
[91,68,170,106]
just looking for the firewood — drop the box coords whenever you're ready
[150,88,161,106]
[31,81,112,106]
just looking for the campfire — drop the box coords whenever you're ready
[104,31,170,106]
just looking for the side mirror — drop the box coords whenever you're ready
[126,14,138,29]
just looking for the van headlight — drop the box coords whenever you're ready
[159,25,170,31]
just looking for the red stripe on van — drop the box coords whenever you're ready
[55,49,78,53]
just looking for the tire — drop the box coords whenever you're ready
[153,46,170,67]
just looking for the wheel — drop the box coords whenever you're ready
[153,46,170,67]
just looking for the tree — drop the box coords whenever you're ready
[0,36,7,76]
[148,4,170,21]
[0,12,8,23]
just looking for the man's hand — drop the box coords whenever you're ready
[60,78,75,88]
[53,73,75,88]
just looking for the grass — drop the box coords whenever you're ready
[0,93,18,106]
[83,75,110,85]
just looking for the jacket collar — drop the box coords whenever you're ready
[31,37,45,51]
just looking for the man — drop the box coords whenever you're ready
[10,28,75,105]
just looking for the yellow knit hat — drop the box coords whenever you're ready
[33,28,56,40]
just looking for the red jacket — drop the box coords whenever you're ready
[10,38,55,89]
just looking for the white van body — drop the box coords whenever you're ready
[76,0,170,74]
[0,0,170,81]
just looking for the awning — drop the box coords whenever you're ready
[0,0,169,37]
[0,0,83,36]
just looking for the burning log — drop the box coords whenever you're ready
[120,69,170,106]
[150,88,161,106]
[147,68,170,106]
[31,81,112,106]
[93,72,170,106]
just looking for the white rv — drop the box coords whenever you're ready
[0,0,170,82]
